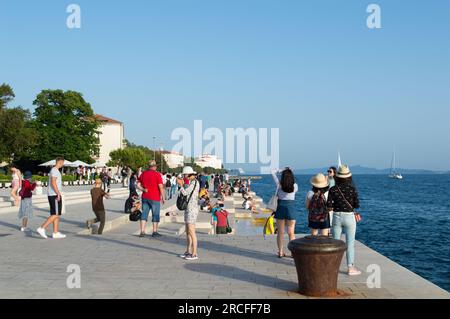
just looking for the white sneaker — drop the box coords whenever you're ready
[52,232,66,239]
[185,255,199,261]
[37,227,48,239]
[20,227,27,232]
[348,266,362,276]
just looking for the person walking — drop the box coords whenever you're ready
[165,174,173,200]
[170,174,178,199]
[137,160,165,238]
[100,168,108,191]
[10,166,22,207]
[18,171,36,232]
[87,179,110,235]
[271,167,298,258]
[121,166,128,188]
[37,157,66,239]
[327,165,362,276]
[177,166,200,261]
[213,174,220,193]
[306,174,330,236]
[107,168,113,193]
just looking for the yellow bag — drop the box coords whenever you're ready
[263,215,275,237]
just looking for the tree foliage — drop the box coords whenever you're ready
[0,84,37,163]
[107,147,149,171]
[32,90,100,163]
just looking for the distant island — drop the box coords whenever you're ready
[242,165,450,175]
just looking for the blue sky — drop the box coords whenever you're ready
[1,0,449,170]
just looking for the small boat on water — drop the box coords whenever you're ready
[389,149,403,180]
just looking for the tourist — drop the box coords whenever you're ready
[170,174,178,199]
[213,174,220,193]
[327,167,337,188]
[165,174,172,200]
[76,165,83,182]
[215,205,229,235]
[107,168,113,192]
[271,167,298,258]
[125,191,141,215]
[121,166,128,188]
[327,165,362,276]
[87,179,111,235]
[210,201,223,235]
[137,167,143,178]
[306,174,330,236]
[100,168,108,191]
[129,172,137,196]
[18,171,36,232]
[177,166,200,261]
[10,166,22,207]
[137,160,165,238]
[37,157,66,239]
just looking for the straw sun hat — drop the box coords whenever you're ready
[310,173,329,189]
[336,165,352,178]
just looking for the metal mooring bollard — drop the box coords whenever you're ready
[288,236,346,297]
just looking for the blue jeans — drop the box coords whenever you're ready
[332,212,357,267]
[165,188,171,200]
[171,185,177,199]
[141,199,161,223]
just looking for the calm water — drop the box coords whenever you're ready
[247,174,450,292]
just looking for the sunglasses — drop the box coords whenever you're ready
[327,170,333,173]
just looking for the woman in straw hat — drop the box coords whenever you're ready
[271,168,298,258]
[177,166,200,261]
[305,173,330,236]
[327,165,362,276]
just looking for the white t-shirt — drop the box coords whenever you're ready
[48,167,62,196]
[272,171,298,201]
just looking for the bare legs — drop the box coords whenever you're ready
[41,215,60,234]
[311,228,329,236]
[276,219,296,257]
[185,224,198,256]
[11,186,20,206]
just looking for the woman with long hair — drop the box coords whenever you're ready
[271,167,298,258]
[327,165,362,276]
[10,166,22,207]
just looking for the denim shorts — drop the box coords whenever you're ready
[274,199,297,221]
[141,199,161,223]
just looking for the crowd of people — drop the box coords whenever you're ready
[270,165,362,276]
[7,157,362,274]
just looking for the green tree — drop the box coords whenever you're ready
[0,84,37,163]
[0,83,15,110]
[32,90,100,163]
[107,147,149,171]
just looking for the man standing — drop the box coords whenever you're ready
[137,160,165,238]
[37,157,66,239]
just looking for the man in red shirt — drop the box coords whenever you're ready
[137,160,165,238]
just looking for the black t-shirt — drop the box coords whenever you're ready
[125,197,134,213]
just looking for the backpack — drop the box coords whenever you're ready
[308,192,328,223]
[166,179,172,188]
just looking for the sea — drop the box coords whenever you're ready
[248,174,450,292]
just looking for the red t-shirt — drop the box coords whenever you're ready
[138,170,163,201]
[216,210,229,227]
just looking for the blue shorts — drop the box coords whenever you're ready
[274,199,297,221]
[141,199,161,223]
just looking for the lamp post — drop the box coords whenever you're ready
[153,137,156,159]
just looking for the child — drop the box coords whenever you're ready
[18,171,36,232]
[87,179,110,235]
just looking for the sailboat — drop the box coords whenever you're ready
[389,150,403,180]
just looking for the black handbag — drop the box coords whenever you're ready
[129,210,142,222]
[176,180,198,211]
[226,217,233,234]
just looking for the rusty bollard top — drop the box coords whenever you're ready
[288,236,346,255]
